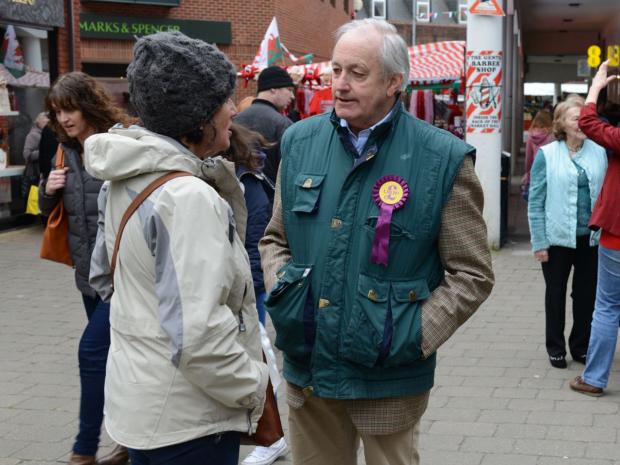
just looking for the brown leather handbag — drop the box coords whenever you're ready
[242,360,285,447]
[40,146,73,267]
[110,171,284,447]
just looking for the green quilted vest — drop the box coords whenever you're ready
[266,103,472,399]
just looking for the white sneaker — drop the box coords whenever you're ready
[241,438,288,465]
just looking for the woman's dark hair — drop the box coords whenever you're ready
[224,123,273,172]
[45,72,130,148]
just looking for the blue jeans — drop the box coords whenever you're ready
[256,290,266,325]
[73,294,111,456]
[128,432,240,465]
[582,246,620,388]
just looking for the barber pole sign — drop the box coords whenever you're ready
[465,50,503,134]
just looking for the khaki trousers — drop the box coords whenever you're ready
[288,394,421,465]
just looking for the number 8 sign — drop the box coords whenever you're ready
[588,45,620,68]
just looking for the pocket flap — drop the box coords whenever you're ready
[267,261,312,302]
[294,173,326,189]
[275,261,312,285]
[391,279,430,303]
[357,274,390,303]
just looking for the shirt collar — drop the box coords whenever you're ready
[339,102,397,136]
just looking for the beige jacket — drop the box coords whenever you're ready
[86,126,269,449]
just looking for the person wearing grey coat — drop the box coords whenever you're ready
[22,112,48,196]
[38,72,130,465]
[39,144,102,296]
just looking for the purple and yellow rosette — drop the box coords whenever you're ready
[371,175,410,266]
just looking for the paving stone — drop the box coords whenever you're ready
[493,387,540,399]
[461,437,515,453]
[428,421,496,437]
[584,442,620,460]
[481,453,538,465]
[508,399,555,411]
[423,407,480,422]
[513,439,586,457]
[419,434,463,451]
[495,424,548,439]
[477,409,528,424]
[537,458,613,465]
[418,450,483,465]
[527,411,593,427]
[546,426,616,443]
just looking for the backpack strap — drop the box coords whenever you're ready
[110,171,192,286]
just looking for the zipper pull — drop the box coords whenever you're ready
[238,309,246,332]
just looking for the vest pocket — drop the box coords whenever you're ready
[340,275,427,368]
[265,261,314,362]
[292,173,326,213]
[385,279,428,366]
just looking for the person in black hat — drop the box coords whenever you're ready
[235,66,295,184]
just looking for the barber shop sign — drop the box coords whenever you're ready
[465,50,503,134]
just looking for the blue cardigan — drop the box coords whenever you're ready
[528,139,607,251]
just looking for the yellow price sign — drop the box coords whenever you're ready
[608,45,620,67]
[587,44,620,68]
[588,45,602,68]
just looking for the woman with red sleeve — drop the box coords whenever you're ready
[570,59,620,396]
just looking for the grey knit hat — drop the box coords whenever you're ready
[127,31,236,137]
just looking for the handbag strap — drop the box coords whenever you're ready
[54,145,65,169]
[110,171,192,285]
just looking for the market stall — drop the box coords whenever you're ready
[407,40,466,137]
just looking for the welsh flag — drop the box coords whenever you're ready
[2,26,25,78]
[253,17,284,69]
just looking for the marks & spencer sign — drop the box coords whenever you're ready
[79,14,231,44]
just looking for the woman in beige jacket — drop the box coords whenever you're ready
[86,31,268,465]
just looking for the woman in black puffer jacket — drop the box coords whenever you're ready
[39,72,130,465]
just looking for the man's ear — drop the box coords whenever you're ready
[387,74,404,98]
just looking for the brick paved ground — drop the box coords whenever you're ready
[1,225,619,465]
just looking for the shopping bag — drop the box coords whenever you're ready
[25,185,40,215]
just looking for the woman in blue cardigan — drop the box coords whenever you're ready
[528,95,607,369]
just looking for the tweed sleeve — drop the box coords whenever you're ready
[420,155,495,357]
[259,167,292,294]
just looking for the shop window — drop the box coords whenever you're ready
[372,0,386,18]
[417,0,430,22]
[344,0,349,13]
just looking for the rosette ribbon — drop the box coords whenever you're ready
[371,175,410,266]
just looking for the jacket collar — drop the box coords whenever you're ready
[329,97,403,137]
[251,98,281,113]
[330,98,403,157]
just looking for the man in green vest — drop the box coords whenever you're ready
[259,18,494,465]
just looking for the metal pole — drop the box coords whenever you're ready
[67,0,76,71]
[412,0,417,46]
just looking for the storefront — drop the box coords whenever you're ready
[0,0,64,227]
[79,12,231,112]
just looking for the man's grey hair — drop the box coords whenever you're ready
[335,19,410,90]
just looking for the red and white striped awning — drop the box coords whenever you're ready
[409,41,465,84]
[0,64,50,89]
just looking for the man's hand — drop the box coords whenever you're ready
[45,168,69,195]
[534,249,549,263]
